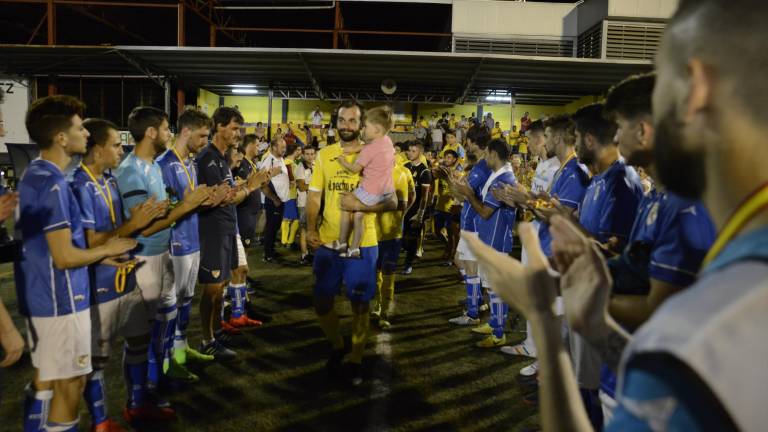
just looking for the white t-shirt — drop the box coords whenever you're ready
[431,128,444,143]
[312,111,323,126]
[531,156,560,195]
[258,153,290,203]
[294,163,312,208]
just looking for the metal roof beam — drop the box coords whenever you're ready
[297,52,324,100]
[456,58,484,105]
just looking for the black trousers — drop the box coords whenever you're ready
[263,199,284,257]
[402,211,424,266]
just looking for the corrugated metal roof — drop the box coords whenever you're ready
[0,45,653,105]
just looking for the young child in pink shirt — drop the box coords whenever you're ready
[336,105,395,257]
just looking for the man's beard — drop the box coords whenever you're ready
[545,147,556,159]
[338,128,360,142]
[153,137,167,154]
[654,108,706,199]
[577,145,594,167]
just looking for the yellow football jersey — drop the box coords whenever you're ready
[285,158,298,199]
[376,164,412,241]
[309,144,378,247]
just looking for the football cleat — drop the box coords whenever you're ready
[227,315,263,329]
[448,314,480,326]
[471,323,494,335]
[475,334,507,348]
[92,419,126,432]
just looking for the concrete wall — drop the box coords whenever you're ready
[608,0,679,19]
[452,0,579,38]
[577,0,609,34]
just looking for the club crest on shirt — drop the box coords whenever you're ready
[212,270,221,278]
[646,202,659,226]
[77,355,90,368]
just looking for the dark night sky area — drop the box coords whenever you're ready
[0,0,580,51]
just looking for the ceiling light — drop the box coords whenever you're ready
[486,95,512,102]
[232,89,259,94]
[230,84,257,88]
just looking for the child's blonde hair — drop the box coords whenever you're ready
[365,105,395,133]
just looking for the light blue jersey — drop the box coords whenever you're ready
[114,152,169,256]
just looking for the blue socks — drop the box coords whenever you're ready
[465,276,481,319]
[23,383,52,432]
[149,303,178,385]
[83,370,107,426]
[228,283,247,319]
[124,342,148,409]
[174,296,193,352]
[489,291,508,338]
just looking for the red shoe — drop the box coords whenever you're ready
[92,419,126,432]
[219,320,243,335]
[227,315,263,328]
[123,404,176,423]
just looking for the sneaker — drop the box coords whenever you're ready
[199,340,237,362]
[325,348,345,378]
[123,403,176,424]
[416,248,424,258]
[227,315,263,329]
[183,347,215,364]
[219,320,243,335]
[471,323,494,335]
[448,314,480,326]
[378,318,391,330]
[479,303,490,312]
[476,334,507,348]
[343,362,364,386]
[519,361,539,377]
[92,418,126,432]
[213,328,234,344]
[402,266,413,275]
[166,358,199,383]
[245,302,273,323]
[500,343,536,358]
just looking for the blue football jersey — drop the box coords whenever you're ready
[628,190,716,286]
[157,149,200,256]
[579,159,644,243]
[460,159,492,232]
[14,159,90,317]
[477,167,517,254]
[71,167,136,304]
[114,152,170,256]
[538,157,590,257]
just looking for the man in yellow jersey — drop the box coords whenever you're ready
[306,100,397,386]
[433,150,461,263]
[280,142,301,248]
[491,121,503,139]
[370,162,415,329]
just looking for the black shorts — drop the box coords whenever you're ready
[198,233,238,284]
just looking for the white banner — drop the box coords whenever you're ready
[0,77,31,152]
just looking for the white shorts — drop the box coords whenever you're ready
[478,266,491,289]
[135,252,175,315]
[456,232,478,262]
[235,234,248,268]
[27,310,92,381]
[172,251,200,299]
[91,289,151,358]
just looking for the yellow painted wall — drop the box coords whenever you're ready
[562,95,601,114]
[197,89,220,116]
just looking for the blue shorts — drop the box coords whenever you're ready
[283,199,299,220]
[313,246,378,303]
[377,239,401,273]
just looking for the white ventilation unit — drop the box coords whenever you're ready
[454,37,574,58]
[605,21,665,60]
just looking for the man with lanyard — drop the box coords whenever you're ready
[495,120,559,371]
[196,107,268,360]
[259,135,289,263]
[464,1,768,430]
[233,133,262,248]
[156,109,226,382]
[454,139,517,348]
[401,142,433,275]
[18,96,137,432]
[597,73,715,420]
[74,118,173,430]
[115,107,211,392]
[569,103,645,430]
[370,160,415,330]
[306,100,397,386]
[448,127,492,327]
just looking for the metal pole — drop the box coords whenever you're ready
[267,88,273,141]
[164,79,171,114]
[509,93,515,135]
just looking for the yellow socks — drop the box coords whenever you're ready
[349,312,370,364]
[317,309,344,350]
